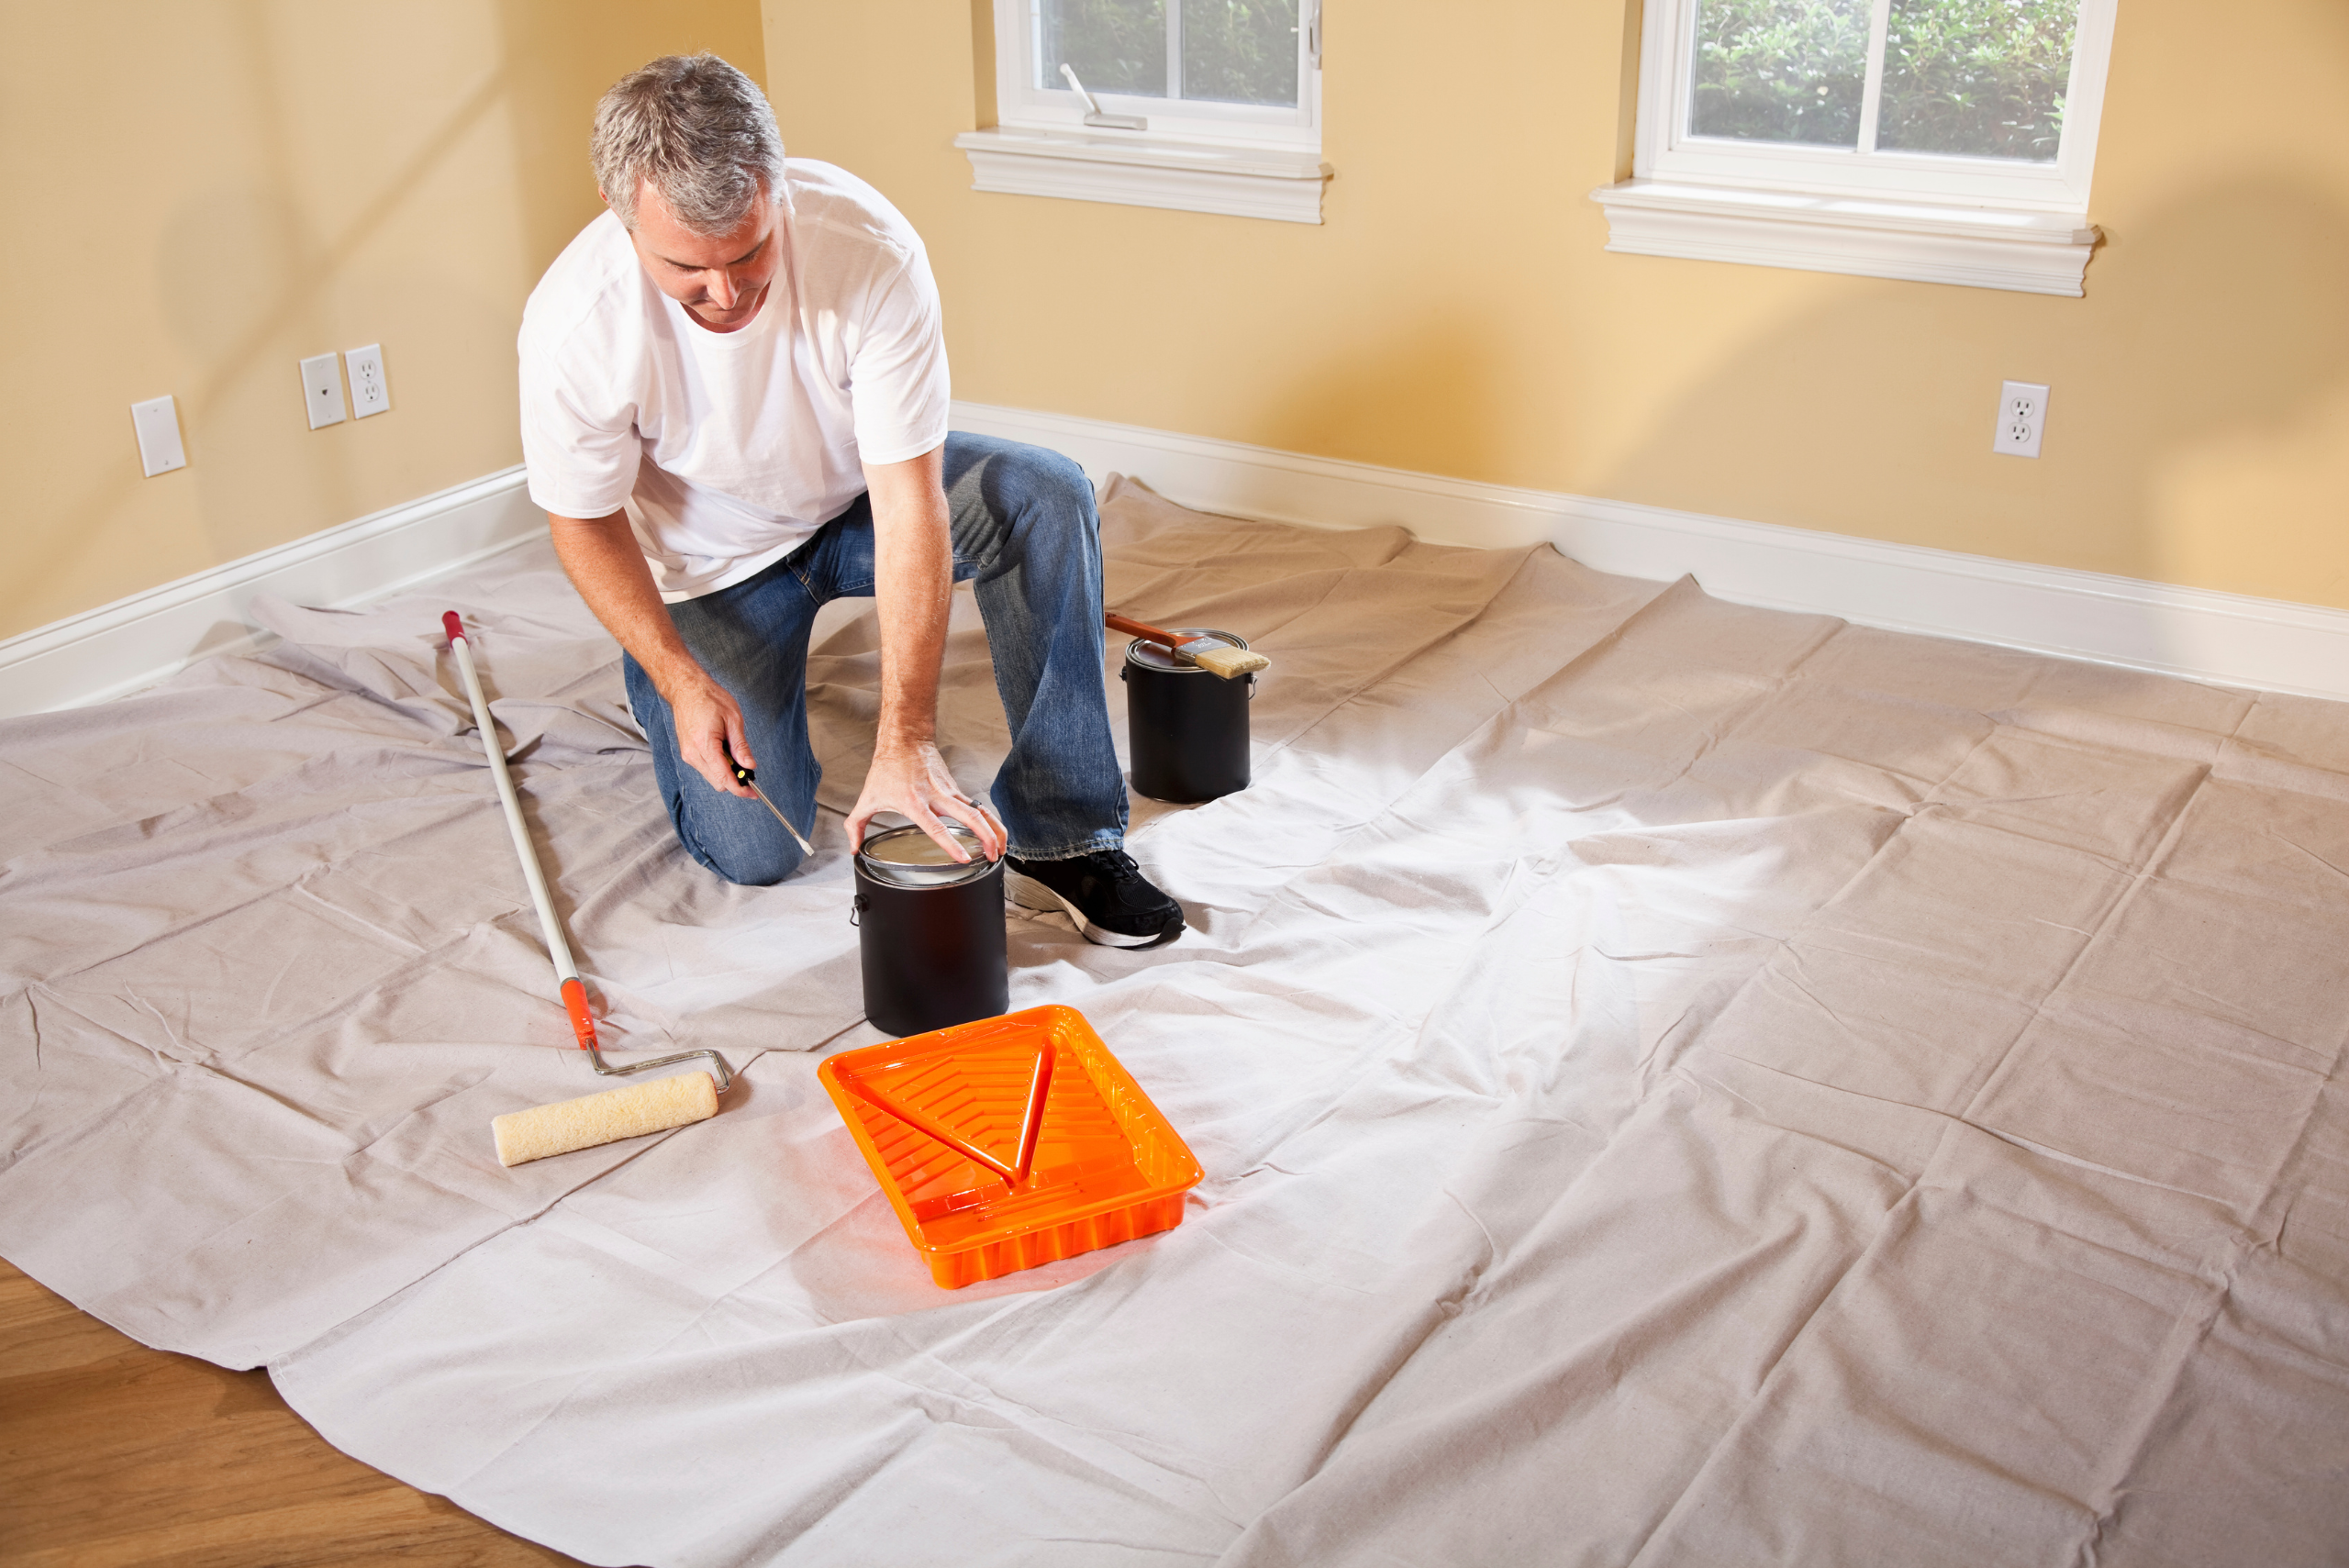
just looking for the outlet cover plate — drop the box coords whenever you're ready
[301,353,347,429]
[1995,380,2049,459]
[129,395,187,477]
[345,343,390,418]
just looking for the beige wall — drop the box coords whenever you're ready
[763,0,2349,611]
[0,0,764,641]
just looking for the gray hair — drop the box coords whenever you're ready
[591,54,784,234]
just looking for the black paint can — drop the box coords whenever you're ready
[852,824,1008,1039]
[1120,630,1255,804]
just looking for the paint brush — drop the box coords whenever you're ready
[1104,612,1269,681]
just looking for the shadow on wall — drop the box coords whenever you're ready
[150,16,518,568]
[9,3,761,642]
[1589,178,2349,620]
[495,0,700,274]
[30,6,521,628]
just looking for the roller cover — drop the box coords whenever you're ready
[492,1072,719,1167]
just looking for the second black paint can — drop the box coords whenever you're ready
[1121,630,1255,804]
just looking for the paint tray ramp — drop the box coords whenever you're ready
[818,1005,1204,1288]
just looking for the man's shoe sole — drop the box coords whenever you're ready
[1004,868,1182,950]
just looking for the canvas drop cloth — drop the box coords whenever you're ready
[4,477,2346,1566]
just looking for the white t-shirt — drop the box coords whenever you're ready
[518,160,951,601]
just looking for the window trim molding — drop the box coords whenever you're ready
[1589,178,2099,295]
[1598,0,2117,293]
[954,127,1331,224]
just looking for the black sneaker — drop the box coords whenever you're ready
[1005,849,1185,949]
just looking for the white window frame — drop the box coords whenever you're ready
[1592,0,2119,294]
[956,1,1332,224]
[993,0,1322,150]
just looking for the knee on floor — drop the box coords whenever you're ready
[987,444,1093,517]
[694,828,808,887]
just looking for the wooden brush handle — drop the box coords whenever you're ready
[1106,611,1186,647]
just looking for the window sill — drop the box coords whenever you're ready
[953,127,1330,225]
[1589,178,2100,296]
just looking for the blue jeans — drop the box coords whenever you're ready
[622,433,1129,885]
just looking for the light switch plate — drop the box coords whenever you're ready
[301,353,347,429]
[344,343,390,418]
[129,395,187,477]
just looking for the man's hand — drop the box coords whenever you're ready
[546,508,755,801]
[665,667,757,801]
[845,447,1006,865]
[845,740,1007,864]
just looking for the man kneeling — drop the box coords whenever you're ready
[518,53,1180,947]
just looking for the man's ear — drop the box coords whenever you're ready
[596,188,609,206]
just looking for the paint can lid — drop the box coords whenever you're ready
[1123,628,1247,673]
[857,822,996,887]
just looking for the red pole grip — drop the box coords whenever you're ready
[559,977,597,1051]
[442,610,465,644]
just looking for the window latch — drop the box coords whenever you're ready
[1060,64,1147,131]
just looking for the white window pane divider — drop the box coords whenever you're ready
[1165,4,1184,103]
[1854,0,1893,154]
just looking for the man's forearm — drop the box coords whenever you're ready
[548,509,752,795]
[842,445,1004,860]
[547,510,703,697]
[867,458,953,756]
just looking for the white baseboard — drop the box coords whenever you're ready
[952,400,2349,705]
[12,416,2347,719]
[0,468,540,717]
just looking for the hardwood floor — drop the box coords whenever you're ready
[0,1258,585,1567]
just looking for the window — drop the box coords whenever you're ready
[1592,0,2118,294]
[955,1,1331,224]
[1003,0,1319,149]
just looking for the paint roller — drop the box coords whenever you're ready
[441,611,734,1167]
[1104,611,1269,680]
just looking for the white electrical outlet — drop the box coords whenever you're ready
[1994,380,2049,459]
[301,352,347,429]
[344,343,390,418]
[129,395,187,477]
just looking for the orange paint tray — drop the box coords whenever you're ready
[818,1005,1204,1288]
